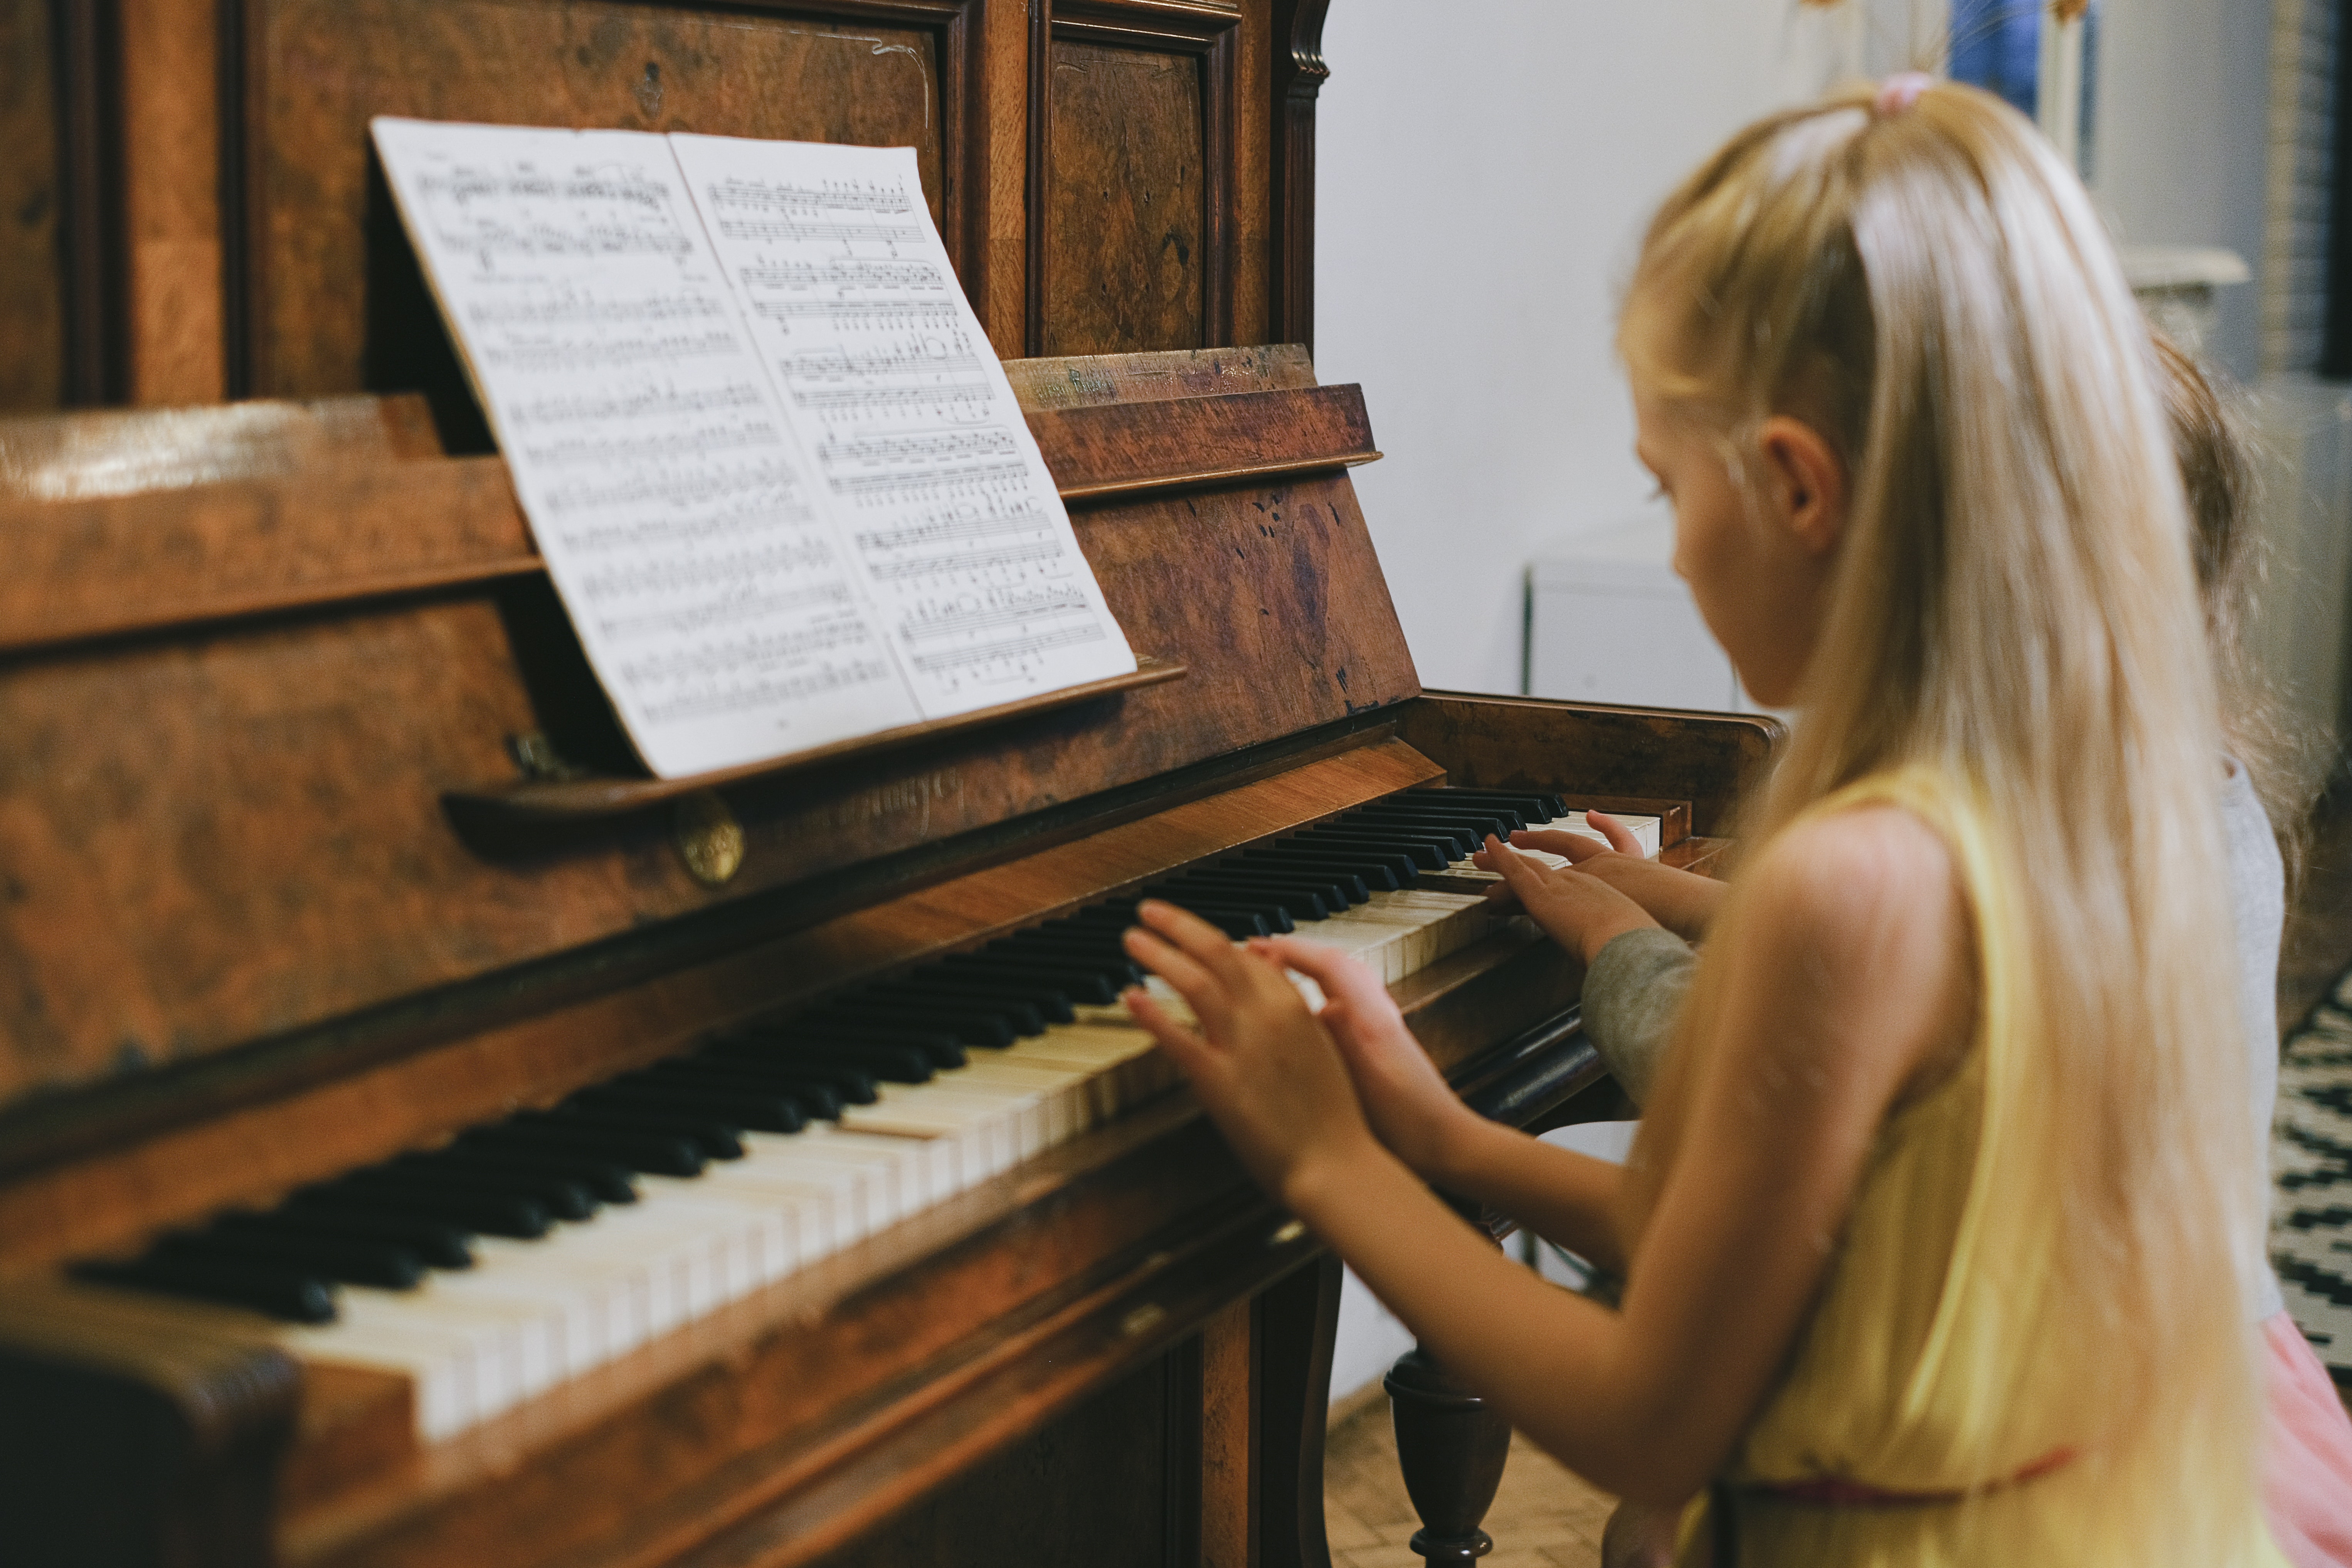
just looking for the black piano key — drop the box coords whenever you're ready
[715,1034,936,1083]
[928,955,1120,1003]
[298,1178,554,1238]
[1287,829,1455,869]
[545,1106,745,1161]
[734,1021,965,1068]
[568,1080,807,1134]
[645,1059,854,1116]
[988,936,1143,978]
[1423,787,1568,818]
[1164,867,1353,908]
[1234,847,1412,888]
[373,1156,602,1221]
[687,1044,884,1101]
[409,1147,640,1205]
[899,971,1080,1021]
[213,1207,477,1270]
[157,1228,423,1291]
[1326,821,1475,858]
[864,985,1056,1033]
[1152,877,1331,922]
[1220,858,1378,901]
[73,1255,338,1324]
[461,1121,707,1178]
[1093,893,1301,934]
[1348,804,1521,838]
[805,1001,1026,1048]
[1067,905,1280,939]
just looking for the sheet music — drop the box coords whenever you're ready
[370,119,917,778]
[668,135,1136,718]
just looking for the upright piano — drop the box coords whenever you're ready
[0,4,1774,1565]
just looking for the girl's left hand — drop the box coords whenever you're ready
[1474,834,1662,964]
[1121,900,1380,1206]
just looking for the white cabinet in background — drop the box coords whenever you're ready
[1524,513,1765,713]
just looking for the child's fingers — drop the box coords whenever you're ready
[1122,985,1211,1068]
[1250,936,1386,1010]
[1584,808,1645,857]
[1511,827,1609,864]
[1121,925,1238,1039]
[1137,899,1255,987]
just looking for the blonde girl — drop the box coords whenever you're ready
[1119,76,2284,1565]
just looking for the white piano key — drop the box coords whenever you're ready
[286,839,1522,1444]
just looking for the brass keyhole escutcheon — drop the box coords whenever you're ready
[673,791,745,886]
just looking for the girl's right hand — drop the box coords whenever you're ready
[1508,811,1727,940]
[1245,935,1485,1183]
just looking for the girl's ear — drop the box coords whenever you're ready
[1756,417,1848,557]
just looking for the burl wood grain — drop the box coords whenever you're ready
[1045,37,1208,355]
[244,0,953,395]
[0,0,62,411]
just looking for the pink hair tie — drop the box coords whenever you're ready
[1876,71,1935,116]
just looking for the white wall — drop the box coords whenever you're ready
[1312,2,1866,695]
[2086,0,2275,380]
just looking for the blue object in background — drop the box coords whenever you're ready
[1950,0,2042,119]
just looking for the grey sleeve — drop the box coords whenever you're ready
[1580,927,1698,1110]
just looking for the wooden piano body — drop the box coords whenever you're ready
[0,3,1775,1565]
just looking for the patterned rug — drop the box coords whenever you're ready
[2274,964,2352,1390]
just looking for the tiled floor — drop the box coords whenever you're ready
[1324,1390,1613,1568]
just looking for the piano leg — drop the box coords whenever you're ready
[1384,1346,1511,1568]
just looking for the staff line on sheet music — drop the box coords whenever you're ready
[750,301,962,326]
[466,295,729,327]
[541,463,816,517]
[521,421,784,467]
[791,384,994,414]
[716,217,922,245]
[737,259,945,290]
[904,624,1108,674]
[639,656,901,724]
[901,591,1095,642]
[619,614,875,680]
[863,542,1065,580]
[557,513,829,553]
[852,506,1051,552]
[828,460,1031,498]
[821,428,1020,465]
[509,382,768,427]
[485,331,747,373]
[577,540,842,600]
[707,178,915,215]
[602,585,857,643]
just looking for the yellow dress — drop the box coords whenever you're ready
[1673,767,2285,1567]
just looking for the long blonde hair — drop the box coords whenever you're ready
[1625,84,2261,1558]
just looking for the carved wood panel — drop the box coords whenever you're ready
[1028,0,1266,357]
[0,0,63,411]
[236,0,981,397]
[1044,37,1210,355]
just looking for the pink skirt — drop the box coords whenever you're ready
[2267,1311,2352,1568]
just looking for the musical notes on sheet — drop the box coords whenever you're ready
[372,119,915,776]
[669,135,1134,713]
[373,121,1135,773]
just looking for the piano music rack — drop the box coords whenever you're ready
[446,654,1192,825]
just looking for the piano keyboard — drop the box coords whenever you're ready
[71,788,1625,1440]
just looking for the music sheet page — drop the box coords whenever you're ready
[667,135,1136,718]
[370,118,919,778]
